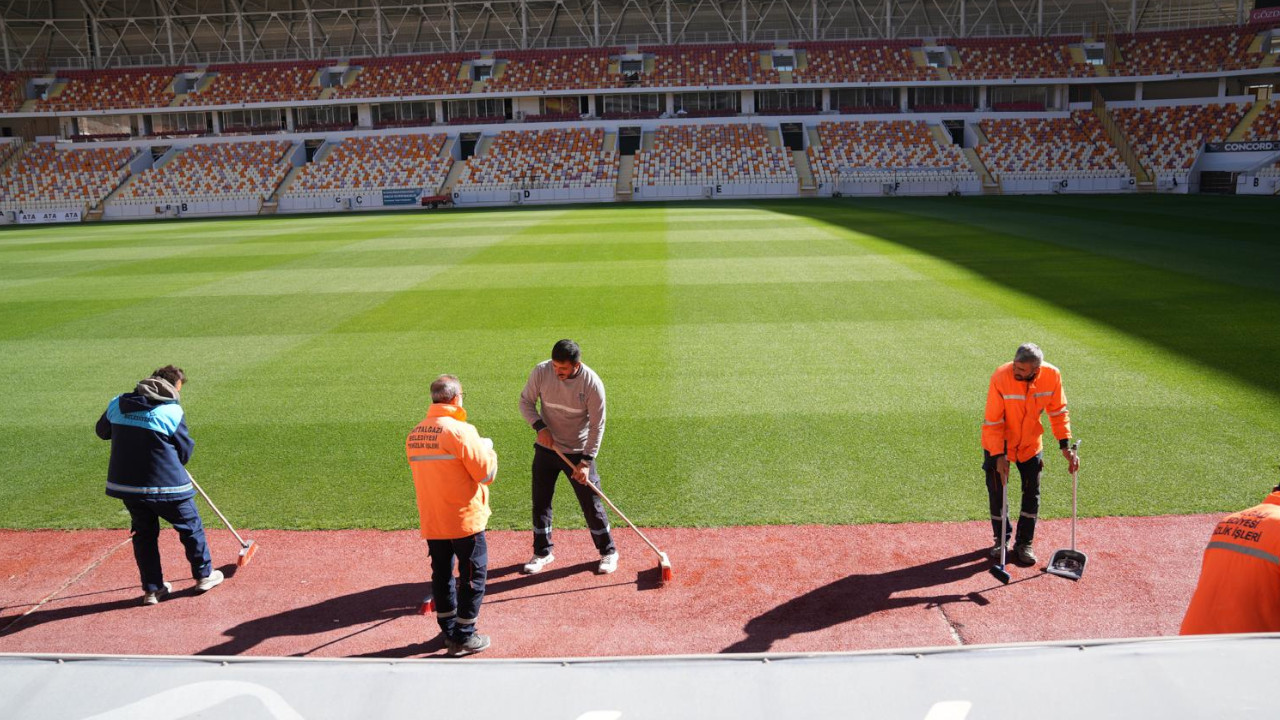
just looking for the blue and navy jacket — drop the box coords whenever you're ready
[96,391,195,501]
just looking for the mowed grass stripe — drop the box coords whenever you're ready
[1,199,1278,532]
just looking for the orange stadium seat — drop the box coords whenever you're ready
[182,61,324,106]
[486,48,624,92]
[1114,102,1247,172]
[640,44,777,87]
[0,143,134,207]
[125,140,292,200]
[35,67,185,112]
[1245,100,1280,140]
[332,53,477,99]
[1110,26,1262,76]
[806,120,971,183]
[287,134,453,194]
[632,124,796,186]
[455,127,617,190]
[791,40,934,83]
[0,71,29,112]
[975,112,1126,177]
[949,36,1089,80]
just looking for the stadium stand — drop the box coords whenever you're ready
[1113,102,1247,172]
[632,123,796,186]
[791,40,934,83]
[806,120,971,184]
[1244,100,1280,140]
[0,143,134,208]
[35,67,182,112]
[949,37,1088,79]
[286,134,452,194]
[976,112,1126,177]
[124,140,292,200]
[182,61,324,106]
[331,53,476,99]
[486,48,623,92]
[454,127,617,190]
[0,71,27,112]
[1109,25,1262,76]
[641,44,778,87]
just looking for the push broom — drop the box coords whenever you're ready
[552,447,673,584]
[186,469,258,568]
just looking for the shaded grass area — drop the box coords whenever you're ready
[1,198,1278,531]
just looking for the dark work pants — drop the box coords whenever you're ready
[427,531,487,643]
[531,444,615,558]
[983,451,1043,546]
[123,496,213,592]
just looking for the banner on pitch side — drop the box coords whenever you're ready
[1203,140,1280,153]
[17,209,83,224]
[382,188,423,206]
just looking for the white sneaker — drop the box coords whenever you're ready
[521,554,555,574]
[142,582,172,606]
[597,552,619,575]
[195,569,224,592]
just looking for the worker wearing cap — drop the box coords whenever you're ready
[981,343,1079,566]
[1181,483,1280,635]
[518,338,618,576]
[407,374,498,657]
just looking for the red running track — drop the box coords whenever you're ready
[0,515,1212,659]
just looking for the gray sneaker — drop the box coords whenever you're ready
[1012,543,1037,567]
[142,582,172,606]
[195,569,224,592]
[447,634,491,657]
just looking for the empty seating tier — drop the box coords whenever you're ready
[640,44,777,87]
[949,37,1088,79]
[126,140,292,200]
[632,124,796,186]
[791,41,933,83]
[333,53,477,99]
[455,127,617,190]
[487,48,622,92]
[182,61,325,106]
[0,144,134,207]
[975,112,1126,176]
[1114,102,1246,172]
[806,120,971,183]
[36,68,183,112]
[287,134,452,194]
[1110,26,1261,76]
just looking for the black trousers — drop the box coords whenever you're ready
[531,444,615,557]
[427,531,487,643]
[983,451,1043,546]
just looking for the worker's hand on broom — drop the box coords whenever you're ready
[572,461,591,485]
[1062,446,1079,474]
[536,428,553,448]
[995,454,1010,486]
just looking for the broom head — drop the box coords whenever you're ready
[659,552,673,584]
[236,539,258,568]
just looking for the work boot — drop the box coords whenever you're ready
[142,582,172,606]
[521,553,555,574]
[597,551,619,575]
[988,542,1007,559]
[447,634,491,657]
[1012,543,1037,567]
[195,569,224,592]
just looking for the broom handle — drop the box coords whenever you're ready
[186,469,249,548]
[551,446,665,559]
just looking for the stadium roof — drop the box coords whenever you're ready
[0,0,1262,72]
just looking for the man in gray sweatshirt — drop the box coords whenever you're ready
[518,339,618,575]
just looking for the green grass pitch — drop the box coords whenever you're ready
[2,195,1279,531]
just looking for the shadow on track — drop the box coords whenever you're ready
[722,549,990,653]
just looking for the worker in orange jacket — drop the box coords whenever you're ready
[981,343,1079,567]
[1181,484,1280,635]
[406,374,498,657]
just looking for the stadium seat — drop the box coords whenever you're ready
[332,53,477,99]
[948,36,1088,80]
[0,71,28,112]
[1113,102,1247,172]
[791,40,933,83]
[182,61,325,106]
[35,67,185,112]
[631,124,797,186]
[454,127,618,190]
[286,134,453,194]
[0,143,134,208]
[1109,26,1262,76]
[976,112,1126,177]
[125,140,292,200]
[1245,100,1280,140]
[806,120,973,184]
[639,44,777,87]
[486,48,623,92]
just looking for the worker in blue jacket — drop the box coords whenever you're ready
[96,366,223,605]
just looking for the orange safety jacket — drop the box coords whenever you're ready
[981,361,1071,463]
[1180,491,1280,635]
[405,403,498,541]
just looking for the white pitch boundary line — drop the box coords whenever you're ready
[0,534,134,636]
